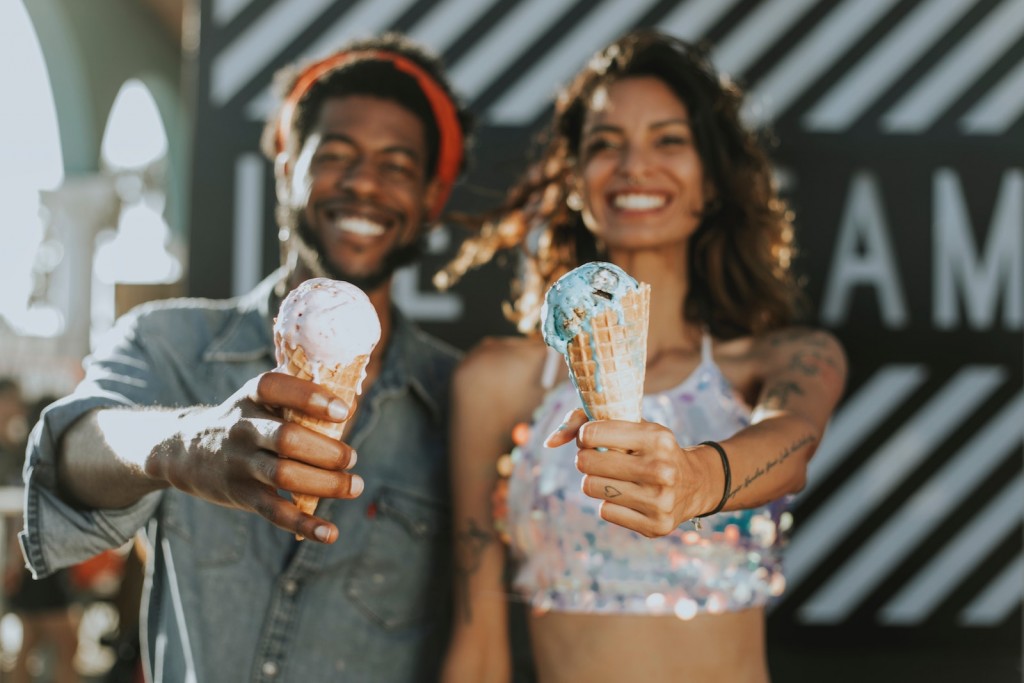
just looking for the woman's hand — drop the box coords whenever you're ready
[545,408,722,537]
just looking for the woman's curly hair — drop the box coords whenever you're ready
[436,28,802,338]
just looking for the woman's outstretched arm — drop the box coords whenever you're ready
[552,327,847,536]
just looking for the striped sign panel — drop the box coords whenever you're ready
[189,0,1023,661]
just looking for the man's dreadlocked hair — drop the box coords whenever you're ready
[436,29,802,339]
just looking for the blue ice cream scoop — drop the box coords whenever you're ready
[541,261,642,356]
[542,261,649,421]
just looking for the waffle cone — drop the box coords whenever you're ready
[275,333,369,518]
[566,285,650,422]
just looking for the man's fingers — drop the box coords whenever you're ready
[543,408,589,447]
[238,419,356,470]
[245,451,363,499]
[269,421,357,470]
[253,372,349,422]
[246,487,339,543]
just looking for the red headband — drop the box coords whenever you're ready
[276,49,464,220]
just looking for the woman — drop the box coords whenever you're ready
[440,29,846,682]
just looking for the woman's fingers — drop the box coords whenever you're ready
[576,443,682,491]
[581,473,675,520]
[576,447,642,480]
[576,419,677,454]
[581,474,639,506]
[543,408,589,447]
[598,501,677,538]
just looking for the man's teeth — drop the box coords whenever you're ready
[613,193,666,210]
[335,217,386,236]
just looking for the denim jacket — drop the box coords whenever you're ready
[20,271,460,682]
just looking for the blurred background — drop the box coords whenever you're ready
[0,0,1020,680]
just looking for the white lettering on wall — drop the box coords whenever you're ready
[821,171,908,327]
[934,168,1023,330]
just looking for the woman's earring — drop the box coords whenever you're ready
[566,191,583,211]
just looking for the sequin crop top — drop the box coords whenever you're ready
[506,335,790,617]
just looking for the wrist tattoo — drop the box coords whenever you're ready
[454,519,495,623]
[455,519,494,572]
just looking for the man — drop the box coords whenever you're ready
[20,33,472,682]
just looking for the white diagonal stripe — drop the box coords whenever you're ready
[803,0,974,132]
[232,153,264,298]
[883,0,1024,132]
[488,0,663,125]
[876,476,1024,625]
[245,89,275,122]
[242,0,414,121]
[800,364,929,499]
[798,391,1024,624]
[213,0,251,26]
[959,554,1024,626]
[711,0,818,78]
[406,0,501,54]
[656,0,742,41]
[785,365,1007,590]
[211,0,334,106]
[449,0,577,101]
[299,0,415,63]
[743,0,893,127]
[960,55,1024,134]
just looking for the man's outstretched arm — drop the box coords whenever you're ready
[56,372,360,543]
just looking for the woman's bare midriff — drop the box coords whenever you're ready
[528,608,769,683]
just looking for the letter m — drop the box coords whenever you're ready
[934,168,1023,330]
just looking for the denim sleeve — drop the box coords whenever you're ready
[19,309,169,578]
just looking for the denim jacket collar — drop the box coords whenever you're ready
[201,269,442,422]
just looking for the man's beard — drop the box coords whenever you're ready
[286,210,424,292]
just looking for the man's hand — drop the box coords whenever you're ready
[147,372,361,543]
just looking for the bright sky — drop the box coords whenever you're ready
[0,1,64,332]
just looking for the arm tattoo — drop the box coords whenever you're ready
[787,352,821,376]
[787,348,843,377]
[762,381,804,410]
[454,519,495,623]
[768,329,807,347]
[726,434,817,502]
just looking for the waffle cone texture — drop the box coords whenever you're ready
[566,284,650,422]
[274,332,369,516]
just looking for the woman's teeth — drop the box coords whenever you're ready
[335,216,386,236]
[612,193,666,210]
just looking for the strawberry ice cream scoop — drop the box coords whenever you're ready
[273,278,381,383]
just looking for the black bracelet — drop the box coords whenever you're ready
[696,440,731,518]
